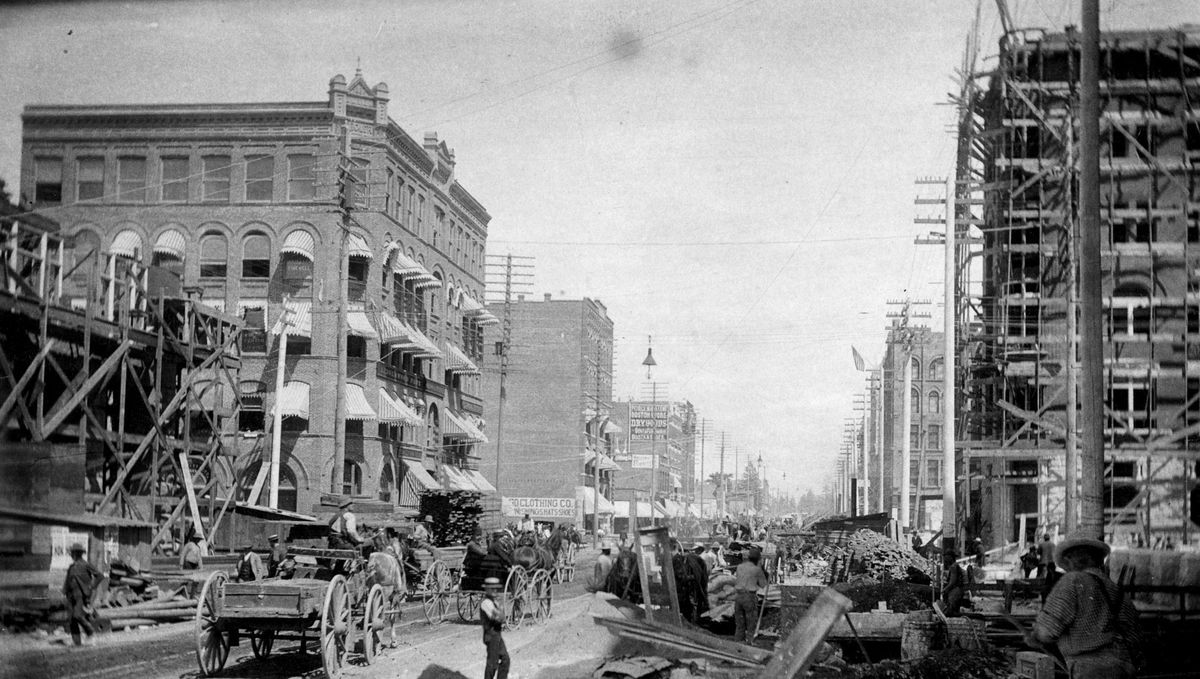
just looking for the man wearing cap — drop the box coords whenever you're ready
[732,547,768,643]
[479,577,510,679]
[1030,532,1141,678]
[267,534,288,578]
[179,532,203,570]
[62,543,101,646]
[411,515,440,560]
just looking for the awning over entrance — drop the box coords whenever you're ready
[271,300,312,337]
[344,383,377,421]
[276,381,310,419]
[464,469,496,493]
[281,230,315,261]
[153,229,186,259]
[370,313,441,358]
[444,409,488,443]
[378,388,422,426]
[402,460,441,491]
[575,486,616,514]
[346,233,372,259]
[441,464,481,492]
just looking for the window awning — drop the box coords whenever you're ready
[270,300,312,338]
[612,501,655,519]
[475,309,500,326]
[464,470,496,494]
[276,381,310,419]
[378,388,422,426]
[443,409,488,443]
[441,464,481,492]
[413,277,442,290]
[584,449,621,472]
[153,229,186,259]
[281,230,315,261]
[344,383,377,421]
[373,312,410,346]
[110,230,143,259]
[346,233,372,259]
[443,342,479,375]
[461,296,484,314]
[576,486,616,514]
[404,323,442,358]
[391,251,435,282]
[402,459,441,491]
[346,310,378,338]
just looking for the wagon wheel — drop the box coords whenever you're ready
[250,630,275,659]
[320,575,351,679]
[422,560,451,624]
[194,571,230,677]
[530,570,553,624]
[504,566,528,630]
[456,590,482,622]
[361,584,385,664]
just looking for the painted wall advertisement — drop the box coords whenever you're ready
[501,496,580,519]
[627,402,667,442]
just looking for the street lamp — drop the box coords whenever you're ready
[642,337,659,525]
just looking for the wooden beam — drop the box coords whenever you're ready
[998,397,1066,439]
[178,451,204,539]
[40,339,131,439]
[760,588,853,679]
[0,340,55,430]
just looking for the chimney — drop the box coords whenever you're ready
[544,293,552,302]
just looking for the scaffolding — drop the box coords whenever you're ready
[958,26,1200,546]
[0,208,249,554]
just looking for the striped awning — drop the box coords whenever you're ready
[584,449,621,472]
[110,230,143,259]
[405,323,442,358]
[344,383,377,421]
[153,229,186,259]
[475,309,500,326]
[391,251,435,282]
[464,470,496,494]
[270,300,312,338]
[378,388,422,426]
[276,381,310,419]
[413,277,442,290]
[402,460,441,491]
[373,312,410,346]
[441,465,480,492]
[346,233,372,259]
[461,296,484,314]
[443,342,479,374]
[281,230,315,261]
[443,409,488,443]
[346,310,378,338]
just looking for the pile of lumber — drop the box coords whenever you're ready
[97,593,197,630]
[828,530,934,582]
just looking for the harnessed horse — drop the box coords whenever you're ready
[513,531,555,572]
[365,531,405,646]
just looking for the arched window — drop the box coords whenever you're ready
[343,461,363,496]
[279,466,298,513]
[929,359,943,381]
[152,228,186,278]
[911,388,922,414]
[200,233,228,278]
[242,232,270,279]
[379,463,395,503]
[928,390,941,414]
[426,405,440,452]
[910,358,921,380]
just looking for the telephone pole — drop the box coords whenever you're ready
[886,298,931,530]
[331,127,351,496]
[484,253,533,508]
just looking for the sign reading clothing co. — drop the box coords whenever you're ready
[628,402,668,442]
[501,497,580,519]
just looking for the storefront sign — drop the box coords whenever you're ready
[628,401,668,441]
[631,454,654,469]
[501,496,579,519]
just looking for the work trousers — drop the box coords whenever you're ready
[733,591,759,643]
[1066,649,1135,679]
[68,598,94,645]
[484,634,509,679]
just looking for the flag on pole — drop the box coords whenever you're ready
[852,346,866,371]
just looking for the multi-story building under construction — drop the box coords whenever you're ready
[960,26,1200,547]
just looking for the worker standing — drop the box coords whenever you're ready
[267,534,287,577]
[236,543,266,582]
[732,547,767,643]
[595,541,614,585]
[480,577,510,679]
[1030,532,1141,678]
[63,543,101,646]
[179,533,203,570]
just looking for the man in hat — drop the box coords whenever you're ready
[1030,532,1140,678]
[732,547,767,643]
[328,499,363,549]
[236,543,266,582]
[519,513,534,534]
[595,540,614,586]
[940,549,967,616]
[479,577,510,679]
[411,514,440,560]
[267,534,288,578]
[179,532,203,570]
[62,543,101,646]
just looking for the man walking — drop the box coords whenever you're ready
[1030,532,1141,678]
[732,547,767,643]
[480,577,510,679]
[62,543,100,646]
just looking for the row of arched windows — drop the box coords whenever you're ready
[908,388,942,414]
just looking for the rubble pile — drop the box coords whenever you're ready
[840,648,1011,679]
[830,530,934,582]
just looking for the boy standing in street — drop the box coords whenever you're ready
[480,577,510,679]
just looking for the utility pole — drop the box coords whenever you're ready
[592,335,605,548]
[331,129,351,496]
[887,298,931,531]
[1065,115,1079,534]
[876,368,885,513]
[484,253,533,512]
[698,418,707,521]
[1079,0,1104,538]
[719,432,727,520]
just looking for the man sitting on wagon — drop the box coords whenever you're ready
[327,498,364,550]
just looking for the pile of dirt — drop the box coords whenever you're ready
[515,593,653,678]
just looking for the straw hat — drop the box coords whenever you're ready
[483,577,502,590]
[69,543,86,554]
[339,498,354,509]
[1054,532,1110,565]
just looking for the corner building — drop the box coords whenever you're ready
[19,70,498,527]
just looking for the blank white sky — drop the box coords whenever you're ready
[1,0,1194,497]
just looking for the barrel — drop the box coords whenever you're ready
[900,610,942,660]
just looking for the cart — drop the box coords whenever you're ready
[455,560,552,628]
[402,545,465,624]
[194,546,391,679]
[553,541,577,583]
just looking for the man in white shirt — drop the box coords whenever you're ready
[328,499,363,549]
[479,577,509,679]
[519,514,535,533]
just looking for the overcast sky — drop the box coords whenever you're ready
[1,0,1195,498]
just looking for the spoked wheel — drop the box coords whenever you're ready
[422,560,452,624]
[530,570,553,624]
[250,630,275,659]
[194,571,230,677]
[504,566,529,630]
[361,584,385,664]
[456,590,482,622]
[320,575,351,679]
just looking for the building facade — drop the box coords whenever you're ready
[608,399,697,527]
[479,295,617,530]
[18,69,497,528]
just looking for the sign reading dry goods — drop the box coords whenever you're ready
[501,496,579,519]
[628,401,668,441]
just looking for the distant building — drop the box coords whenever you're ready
[881,324,945,531]
[608,399,697,531]
[18,69,497,530]
[480,294,617,531]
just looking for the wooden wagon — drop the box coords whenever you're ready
[454,559,552,629]
[401,544,465,624]
[194,546,390,679]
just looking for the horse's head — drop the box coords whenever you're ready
[516,532,537,548]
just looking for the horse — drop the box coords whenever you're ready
[513,531,554,573]
[603,546,642,604]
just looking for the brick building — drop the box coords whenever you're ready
[607,399,697,528]
[18,69,497,524]
[479,295,617,531]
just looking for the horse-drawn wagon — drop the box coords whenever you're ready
[194,545,394,679]
[453,531,554,628]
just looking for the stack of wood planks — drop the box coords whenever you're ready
[97,593,197,629]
